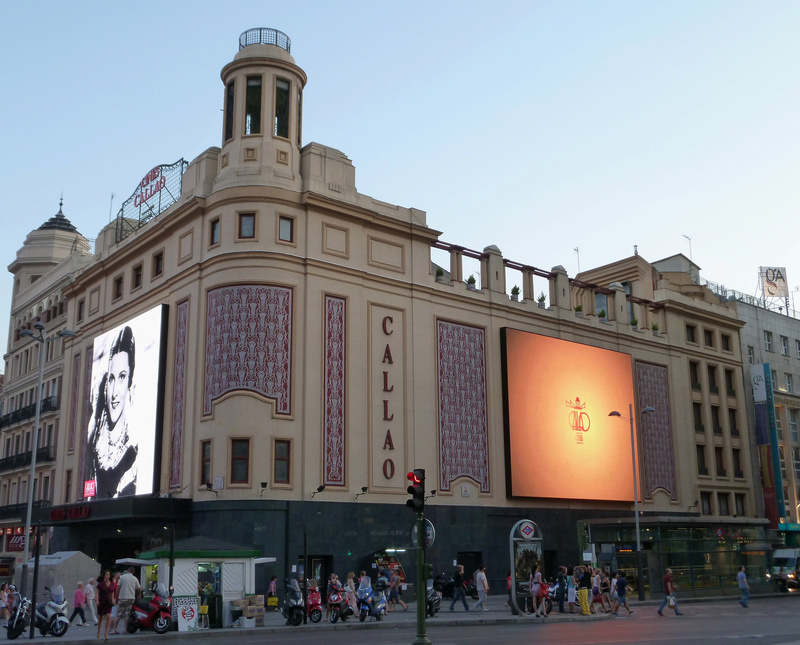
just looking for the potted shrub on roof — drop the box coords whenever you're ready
[510,285,520,301]
[435,266,447,283]
[651,321,660,336]
[466,274,477,291]
[574,304,583,317]
[537,291,546,308]
[630,317,639,330]
[598,308,607,322]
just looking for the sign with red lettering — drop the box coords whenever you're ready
[49,506,92,522]
[6,535,25,552]
[84,480,97,499]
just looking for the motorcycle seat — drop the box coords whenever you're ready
[36,603,47,614]
[134,599,151,611]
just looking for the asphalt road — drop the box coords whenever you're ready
[27,595,800,644]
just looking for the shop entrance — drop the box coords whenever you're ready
[100,537,142,572]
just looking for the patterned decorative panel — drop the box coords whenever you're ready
[67,353,81,453]
[169,300,189,489]
[79,347,93,484]
[436,320,490,492]
[204,285,292,415]
[636,362,677,500]
[323,296,346,486]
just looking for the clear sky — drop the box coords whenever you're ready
[2,0,799,355]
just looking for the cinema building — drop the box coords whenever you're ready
[2,29,769,596]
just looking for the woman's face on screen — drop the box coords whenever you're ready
[107,351,131,427]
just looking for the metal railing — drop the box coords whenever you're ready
[0,446,55,474]
[0,499,50,520]
[0,397,59,429]
[239,28,291,52]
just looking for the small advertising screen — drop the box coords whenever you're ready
[502,328,637,502]
[84,305,168,498]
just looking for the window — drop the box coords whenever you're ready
[245,76,262,135]
[701,491,713,515]
[718,493,730,516]
[132,264,143,290]
[748,346,754,364]
[689,362,701,391]
[735,493,746,516]
[721,333,731,352]
[781,336,790,356]
[274,439,290,484]
[772,370,779,390]
[729,409,739,437]
[791,409,799,443]
[704,329,714,348]
[796,340,800,359]
[686,324,697,344]
[793,447,800,482]
[693,402,704,433]
[725,369,735,396]
[780,445,787,481]
[765,330,774,352]
[42,475,50,502]
[296,88,302,146]
[707,366,718,394]
[711,406,722,434]
[733,448,744,479]
[230,438,250,484]
[777,407,784,439]
[113,276,123,300]
[153,252,164,278]
[201,440,212,486]
[787,373,794,394]
[274,78,290,138]
[238,213,255,239]
[64,470,72,504]
[696,445,708,476]
[209,218,220,246]
[278,215,294,243]
[224,81,235,141]
[715,446,726,477]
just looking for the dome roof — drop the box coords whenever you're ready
[38,198,80,233]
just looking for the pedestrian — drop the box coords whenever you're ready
[115,567,140,634]
[737,565,749,608]
[612,570,635,616]
[600,570,612,613]
[345,572,358,612]
[325,573,341,621]
[556,566,566,613]
[567,567,577,613]
[267,576,278,611]
[591,568,608,613]
[96,570,115,641]
[577,566,591,616]
[657,567,683,616]
[529,564,545,617]
[473,565,489,611]
[84,578,98,625]
[387,569,407,611]
[506,570,518,615]
[0,583,9,627]
[449,564,469,611]
[108,572,121,634]
[69,581,87,626]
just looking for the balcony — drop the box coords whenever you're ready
[0,446,55,474]
[734,469,744,479]
[691,382,701,392]
[709,385,719,395]
[0,499,50,520]
[698,467,709,476]
[695,423,705,434]
[716,468,727,478]
[0,397,59,429]
[713,425,723,435]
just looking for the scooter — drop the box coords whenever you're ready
[426,578,441,618]
[356,576,387,622]
[35,585,70,638]
[327,584,353,623]
[126,582,172,634]
[281,579,305,627]
[306,579,323,623]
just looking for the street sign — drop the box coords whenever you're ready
[410,518,435,548]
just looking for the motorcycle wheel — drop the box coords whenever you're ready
[50,620,68,638]
[310,609,322,623]
[289,608,303,627]
[543,598,553,615]
[329,608,339,623]
[154,614,172,634]
[376,611,382,621]
[7,621,25,640]
[359,608,367,622]
[127,616,139,634]
[470,589,479,601]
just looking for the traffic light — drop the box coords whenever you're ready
[406,469,425,512]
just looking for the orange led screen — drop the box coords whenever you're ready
[503,329,637,502]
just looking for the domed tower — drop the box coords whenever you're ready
[215,28,308,192]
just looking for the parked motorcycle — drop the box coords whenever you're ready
[7,585,70,640]
[327,583,353,623]
[434,574,479,600]
[426,578,441,618]
[306,579,323,623]
[126,582,172,634]
[281,579,305,627]
[356,576,387,622]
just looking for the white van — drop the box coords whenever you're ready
[767,548,800,588]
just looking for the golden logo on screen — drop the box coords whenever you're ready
[566,397,590,444]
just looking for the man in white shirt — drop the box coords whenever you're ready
[84,578,98,626]
[116,568,141,633]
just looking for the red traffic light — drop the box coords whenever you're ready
[407,471,421,485]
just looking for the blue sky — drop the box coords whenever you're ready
[2,0,799,353]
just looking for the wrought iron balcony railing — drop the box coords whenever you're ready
[0,446,55,474]
[0,397,59,430]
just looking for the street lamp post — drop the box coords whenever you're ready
[18,322,74,597]
[609,403,655,602]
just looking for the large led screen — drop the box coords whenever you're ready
[84,305,168,498]
[502,328,638,502]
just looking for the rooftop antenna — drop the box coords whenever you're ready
[682,234,692,262]
[574,247,580,274]
[108,193,115,222]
